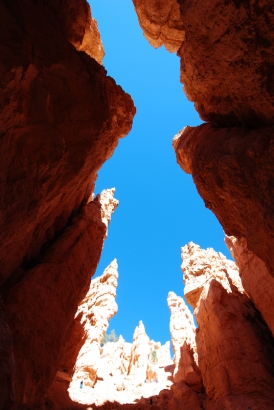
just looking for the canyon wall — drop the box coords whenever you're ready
[132,0,274,288]
[225,235,274,337]
[133,2,274,406]
[182,243,274,410]
[0,0,135,407]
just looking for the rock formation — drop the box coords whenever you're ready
[75,320,172,406]
[182,242,274,410]
[0,0,135,406]
[47,273,172,409]
[132,0,184,52]
[173,124,274,280]
[132,5,274,406]
[225,235,274,338]
[132,8,274,398]
[133,0,274,125]
[167,292,197,383]
[4,188,118,408]
[67,259,119,403]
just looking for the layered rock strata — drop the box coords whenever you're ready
[0,0,135,406]
[182,242,274,410]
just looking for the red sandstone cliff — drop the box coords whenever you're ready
[133,0,274,278]
[132,4,274,407]
[0,0,135,407]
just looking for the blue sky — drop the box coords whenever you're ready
[90,1,231,346]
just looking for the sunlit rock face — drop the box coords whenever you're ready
[48,315,172,408]
[67,259,119,402]
[167,292,197,383]
[182,243,274,410]
[86,322,172,406]
[167,291,204,410]
[0,0,135,406]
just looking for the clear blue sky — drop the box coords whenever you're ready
[89,1,231,346]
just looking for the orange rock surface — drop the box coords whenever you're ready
[0,0,135,407]
[182,242,274,410]
[173,124,274,280]
[0,0,135,287]
[132,0,184,52]
[133,0,274,126]
[225,235,274,337]
[4,189,118,407]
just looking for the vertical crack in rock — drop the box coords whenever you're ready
[167,291,204,410]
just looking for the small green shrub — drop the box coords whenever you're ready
[151,350,158,364]
[101,329,119,345]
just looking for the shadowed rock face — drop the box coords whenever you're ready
[133,0,274,126]
[0,0,135,407]
[4,190,118,407]
[178,0,274,126]
[0,0,135,288]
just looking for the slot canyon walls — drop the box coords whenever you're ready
[1,0,274,408]
[0,0,135,407]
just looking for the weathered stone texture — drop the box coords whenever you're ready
[0,0,135,287]
[67,259,119,404]
[182,242,274,410]
[132,0,184,52]
[225,235,274,337]
[174,124,274,279]
[0,0,135,407]
[133,0,274,126]
[4,191,116,406]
